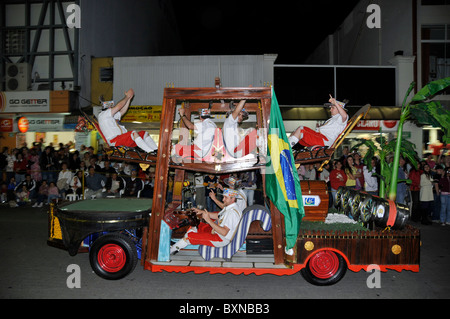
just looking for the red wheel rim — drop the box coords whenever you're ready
[97,244,126,273]
[309,251,339,279]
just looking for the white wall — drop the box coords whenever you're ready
[113,55,277,105]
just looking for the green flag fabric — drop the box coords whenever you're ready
[265,87,305,250]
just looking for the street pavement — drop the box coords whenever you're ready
[1,203,450,300]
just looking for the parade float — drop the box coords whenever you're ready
[48,78,450,285]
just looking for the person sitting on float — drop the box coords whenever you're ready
[97,89,158,153]
[223,100,258,157]
[209,176,247,213]
[288,95,348,149]
[176,107,217,159]
[170,188,243,254]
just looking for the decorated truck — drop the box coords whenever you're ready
[48,83,420,286]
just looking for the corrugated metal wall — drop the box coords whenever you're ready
[113,55,275,105]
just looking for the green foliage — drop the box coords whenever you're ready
[409,77,450,144]
[350,78,450,199]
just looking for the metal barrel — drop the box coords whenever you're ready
[372,197,410,230]
[340,188,359,217]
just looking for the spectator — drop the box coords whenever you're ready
[82,152,91,167]
[14,153,28,185]
[85,166,106,199]
[363,157,378,196]
[101,160,117,177]
[239,171,257,207]
[15,174,37,201]
[88,156,102,172]
[438,167,450,226]
[68,151,81,172]
[297,163,306,180]
[432,165,445,222]
[329,160,347,206]
[396,157,408,205]
[409,164,423,222]
[105,172,125,198]
[304,164,316,181]
[344,155,356,189]
[28,149,42,183]
[57,162,73,198]
[6,177,17,203]
[5,148,18,183]
[47,181,60,204]
[77,161,88,176]
[420,164,434,225]
[204,174,219,212]
[124,169,143,197]
[1,182,7,203]
[67,171,84,197]
[353,153,365,191]
[425,153,436,170]
[33,180,49,208]
[40,147,57,183]
[16,185,30,206]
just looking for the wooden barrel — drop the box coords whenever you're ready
[301,180,329,222]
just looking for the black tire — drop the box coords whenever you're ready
[300,250,347,286]
[89,233,138,280]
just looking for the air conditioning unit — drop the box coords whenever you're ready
[5,63,31,91]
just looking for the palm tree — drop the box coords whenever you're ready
[388,77,450,201]
[352,77,450,201]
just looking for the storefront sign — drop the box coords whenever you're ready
[26,116,64,132]
[0,118,13,132]
[18,117,29,133]
[0,91,50,113]
[121,105,162,123]
[353,120,398,131]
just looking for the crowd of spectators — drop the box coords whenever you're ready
[1,141,449,226]
[298,146,450,226]
[0,142,156,208]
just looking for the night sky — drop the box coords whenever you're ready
[172,1,360,64]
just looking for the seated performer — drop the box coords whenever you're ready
[288,95,348,148]
[223,100,258,157]
[97,89,158,153]
[170,188,243,254]
[176,107,217,158]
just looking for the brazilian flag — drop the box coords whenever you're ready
[265,87,304,250]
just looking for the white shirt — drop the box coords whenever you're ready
[236,189,247,212]
[193,118,217,157]
[363,166,378,192]
[223,115,240,154]
[98,108,127,145]
[58,170,73,183]
[317,114,348,147]
[214,202,242,245]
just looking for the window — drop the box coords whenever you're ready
[421,0,450,5]
[421,24,450,93]
[99,67,113,82]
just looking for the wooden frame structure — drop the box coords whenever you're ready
[142,86,293,265]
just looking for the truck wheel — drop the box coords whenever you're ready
[89,233,138,280]
[301,250,347,286]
